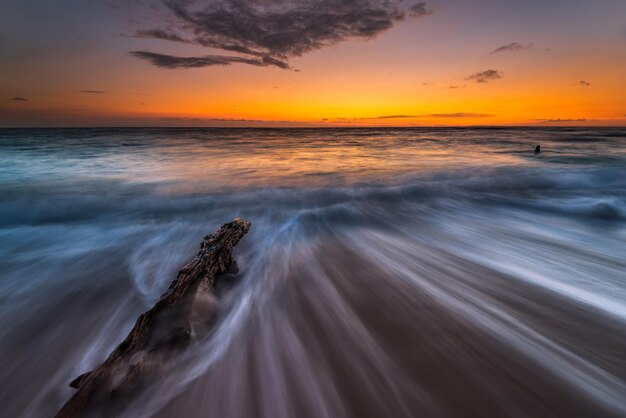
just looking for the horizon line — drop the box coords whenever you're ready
[1,125,625,129]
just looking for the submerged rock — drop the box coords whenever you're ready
[55,218,251,418]
[534,145,541,154]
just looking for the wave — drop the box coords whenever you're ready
[0,128,625,417]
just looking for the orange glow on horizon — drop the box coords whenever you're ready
[2,0,625,128]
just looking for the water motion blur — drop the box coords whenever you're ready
[0,127,625,417]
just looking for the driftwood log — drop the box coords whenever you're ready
[55,218,251,418]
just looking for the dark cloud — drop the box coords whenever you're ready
[81,90,107,94]
[132,0,433,69]
[579,80,591,87]
[130,51,290,69]
[11,97,28,101]
[466,69,503,83]
[490,42,532,54]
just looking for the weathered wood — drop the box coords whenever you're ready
[55,218,251,418]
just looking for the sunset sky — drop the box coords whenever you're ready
[1,0,626,127]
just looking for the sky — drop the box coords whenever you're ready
[1,0,625,127]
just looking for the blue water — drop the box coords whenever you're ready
[0,128,625,417]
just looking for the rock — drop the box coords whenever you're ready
[534,145,541,153]
[69,372,91,389]
[55,218,251,418]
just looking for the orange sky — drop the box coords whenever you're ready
[1,0,625,127]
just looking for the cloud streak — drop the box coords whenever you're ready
[466,69,503,83]
[372,114,416,119]
[490,42,532,54]
[11,97,28,102]
[135,28,188,43]
[161,117,264,123]
[329,113,494,121]
[132,0,433,69]
[537,118,589,123]
[425,113,492,118]
[130,51,290,69]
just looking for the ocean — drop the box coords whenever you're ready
[0,127,625,417]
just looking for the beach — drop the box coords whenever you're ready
[0,127,625,417]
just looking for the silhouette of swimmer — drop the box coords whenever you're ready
[534,145,541,154]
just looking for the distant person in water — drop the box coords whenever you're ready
[535,145,541,154]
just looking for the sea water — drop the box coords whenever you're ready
[0,127,624,417]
